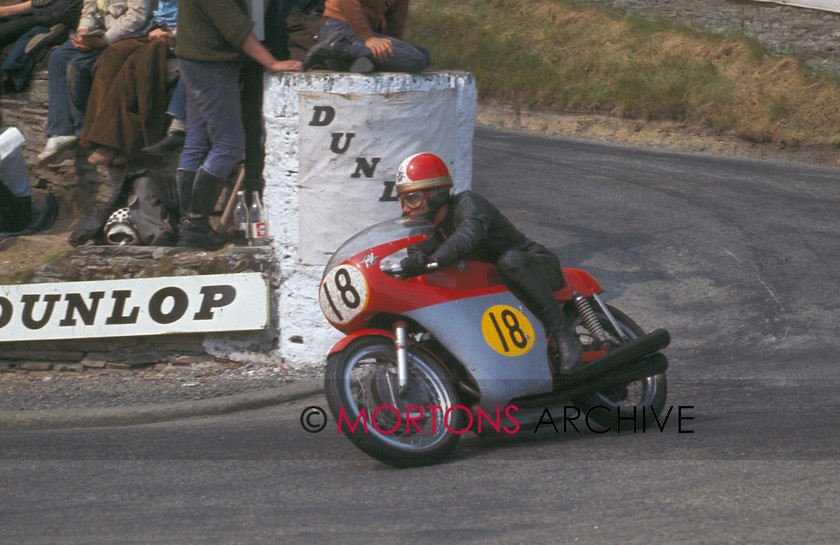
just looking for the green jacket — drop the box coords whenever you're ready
[175,0,255,63]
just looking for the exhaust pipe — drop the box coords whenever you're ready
[514,329,670,408]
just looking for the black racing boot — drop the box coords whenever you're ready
[177,167,231,250]
[538,302,584,375]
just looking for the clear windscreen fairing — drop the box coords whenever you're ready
[323,217,435,276]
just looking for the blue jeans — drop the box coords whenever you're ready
[319,18,430,73]
[177,58,244,179]
[166,76,186,119]
[46,39,103,137]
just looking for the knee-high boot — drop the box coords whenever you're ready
[177,166,230,249]
[175,168,195,222]
[536,301,584,375]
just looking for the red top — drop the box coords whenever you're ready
[323,0,410,41]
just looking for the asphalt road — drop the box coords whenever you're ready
[1,127,838,544]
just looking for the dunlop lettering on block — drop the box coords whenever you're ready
[0,273,270,342]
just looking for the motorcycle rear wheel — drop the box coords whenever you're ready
[571,304,667,429]
[324,335,462,467]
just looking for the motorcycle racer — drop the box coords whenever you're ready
[395,152,584,375]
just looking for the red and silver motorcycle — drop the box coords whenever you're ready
[319,217,670,467]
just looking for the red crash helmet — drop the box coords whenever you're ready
[394,153,454,195]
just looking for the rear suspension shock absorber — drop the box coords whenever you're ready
[573,291,611,348]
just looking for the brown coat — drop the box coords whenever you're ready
[80,35,172,157]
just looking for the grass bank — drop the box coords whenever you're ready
[406,0,840,148]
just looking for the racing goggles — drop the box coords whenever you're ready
[398,190,435,209]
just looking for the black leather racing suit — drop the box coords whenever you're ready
[410,190,565,320]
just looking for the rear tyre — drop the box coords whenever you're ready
[324,335,462,467]
[571,304,667,429]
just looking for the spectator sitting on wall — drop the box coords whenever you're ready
[302,0,429,73]
[80,0,179,166]
[174,0,301,250]
[1,1,81,94]
[36,0,150,166]
[0,1,38,51]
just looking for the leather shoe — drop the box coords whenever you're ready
[141,131,185,156]
[302,31,353,71]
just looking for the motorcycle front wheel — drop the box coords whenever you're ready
[570,304,667,430]
[324,335,462,467]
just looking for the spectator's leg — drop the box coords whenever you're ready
[176,58,242,249]
[347,32,430,73]
[0,14,38,51]
[81,37,146,153]
[46,40,79,137]
[65,46,103,137]
[181,60,244,179]
[167,77,186,119]
[307,19,430,73]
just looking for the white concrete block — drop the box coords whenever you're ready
[262,71,476,367]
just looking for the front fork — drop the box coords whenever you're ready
[393,320,410,393]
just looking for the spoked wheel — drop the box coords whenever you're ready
[324,335,462,467]
[571,304,667,429]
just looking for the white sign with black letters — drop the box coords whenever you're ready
[0,273,269,342]
[298,89,457,265]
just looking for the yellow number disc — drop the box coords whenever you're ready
[481,305,535,356]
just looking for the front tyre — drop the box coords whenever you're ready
[571,304,667,429]
[324,335,462,467]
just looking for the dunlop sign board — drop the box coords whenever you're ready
[0,273,270,342]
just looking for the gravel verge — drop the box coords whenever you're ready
[0,362,323,412]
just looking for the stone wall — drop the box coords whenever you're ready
[570,0,840,74]
[0,55,274,372]
[0,245,277,371]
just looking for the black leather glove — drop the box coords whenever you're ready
[401,252,432,277]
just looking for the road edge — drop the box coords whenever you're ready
[0,382,324,431]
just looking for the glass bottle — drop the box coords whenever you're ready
[233,191,249,246]
[249,190,268,246]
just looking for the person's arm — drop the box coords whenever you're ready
[101,0,149,44]
[240,32,301,72]
[76,0,98,32]
[0,1,32,18]
[335,0,394,62]
[383,0,409,41]
[430,195,491,267]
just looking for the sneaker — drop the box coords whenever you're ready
[24,23,68,56]
[37,135,78,165]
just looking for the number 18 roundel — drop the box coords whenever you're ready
[319,265,369,324]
